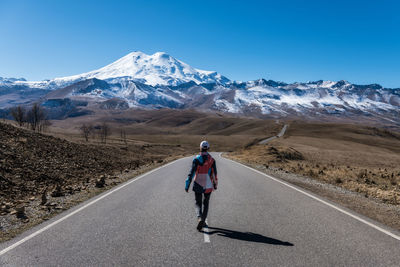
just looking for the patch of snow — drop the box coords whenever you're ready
[214,99,240,113]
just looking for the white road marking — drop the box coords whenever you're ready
[0,158,187,256]
[203,219,210,243]
[223,156,400,242]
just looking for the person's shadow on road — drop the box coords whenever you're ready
[203,227,294,246]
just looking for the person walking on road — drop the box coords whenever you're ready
[185,141,218,231]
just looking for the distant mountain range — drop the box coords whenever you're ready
[1,51,399,124]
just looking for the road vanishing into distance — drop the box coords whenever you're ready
[259,124,288,145]
[1,153,400,266]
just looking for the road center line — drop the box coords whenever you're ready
[0,157,186,256]
[223,156,400,242]
[203,219,210,243]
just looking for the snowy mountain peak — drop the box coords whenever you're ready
[53,51,229,86]
[152,51,170,58]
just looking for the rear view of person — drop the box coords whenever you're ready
[185,141,218,231]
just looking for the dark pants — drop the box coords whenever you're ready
[195,192,211,221]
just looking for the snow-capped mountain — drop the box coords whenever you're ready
[33,77,400,123]
[1,51,229,89]
[222,79,399,121]
[53,51,229,86]
[0,52,399,124]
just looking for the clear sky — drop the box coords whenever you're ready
[1,0,399,87]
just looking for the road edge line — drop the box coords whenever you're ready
[222,155,400,242]
[0,157,187,256]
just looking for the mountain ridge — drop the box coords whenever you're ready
[0,52,399,124]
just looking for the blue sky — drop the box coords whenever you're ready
[1,0,399,87]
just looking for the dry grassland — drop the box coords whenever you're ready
[229,122,400,205]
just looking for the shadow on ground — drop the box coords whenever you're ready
[204,227,294,246]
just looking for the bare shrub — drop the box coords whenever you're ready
[99,122,110,144]
[357,169,368,179]
[390,174,398,186]
[335,178,343,184]
[38,119,51,133]
[80,124,93,142]
[308,169,316,177]
[26,103,47,132]
[10,106,25,126]
[120,129,127,145]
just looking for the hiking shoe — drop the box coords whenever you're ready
[197,219,205,231]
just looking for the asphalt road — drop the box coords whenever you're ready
[1,153,400,266]
[259,124,288,145]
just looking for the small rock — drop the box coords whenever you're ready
[51,185,64,197]
[29,197,35,201]
[41,190,47,205]
[16,205,26,218]
[95,176,106,188]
